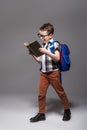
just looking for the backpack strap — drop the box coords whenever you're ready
[50,40,62,82]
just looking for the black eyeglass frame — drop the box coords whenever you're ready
[37,33,51,38]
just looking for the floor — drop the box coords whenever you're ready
[0,93,86,130]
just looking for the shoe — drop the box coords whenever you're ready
[30,113,46,122]
[62,109,71,121]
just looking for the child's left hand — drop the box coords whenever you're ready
[38,48,48,54]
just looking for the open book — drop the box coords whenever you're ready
[24,40,43,57]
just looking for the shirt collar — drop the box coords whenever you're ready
[42,38,54,47]
[49,38,54,43]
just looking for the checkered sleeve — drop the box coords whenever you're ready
[54,42,60,51]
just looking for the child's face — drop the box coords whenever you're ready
[38,30,53,43]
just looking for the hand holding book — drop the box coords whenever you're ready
[38,47,48,54]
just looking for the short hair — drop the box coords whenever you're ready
[39,23,54,34]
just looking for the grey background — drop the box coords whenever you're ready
[0,0,87,130]
[0,0,87,97]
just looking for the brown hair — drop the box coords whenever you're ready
[39,23,54,34]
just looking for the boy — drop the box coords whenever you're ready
[29,23,71,122]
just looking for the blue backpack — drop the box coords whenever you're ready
[50,40,71,72]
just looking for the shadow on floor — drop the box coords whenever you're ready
[45,98,80,115]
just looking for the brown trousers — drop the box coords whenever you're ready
[38,70,70,113]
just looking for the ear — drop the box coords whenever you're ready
[49,34,53,38]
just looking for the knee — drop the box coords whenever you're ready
[58,91,66,97]
[38,94,45,100]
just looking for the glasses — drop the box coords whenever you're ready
[37,33,50,38]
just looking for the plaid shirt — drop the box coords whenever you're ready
[40,39,60,72]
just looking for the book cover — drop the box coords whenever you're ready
[24,40,43,57]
